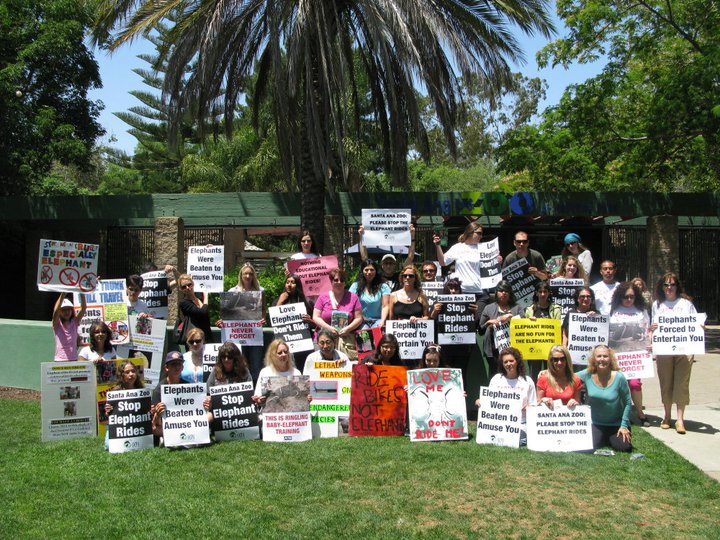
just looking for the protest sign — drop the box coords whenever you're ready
[355,326,382,362]
[74,279,129,346]
[386,320,435,360]
[129,315,167,354]
[493,322,511,352]
[37,239,99,293]
[609,322,648,353]
[475,386,522,448]
[139,270,169,318]
[116,344,162,370]
[221,320,263,346]
[527,405,593,452]
[407,368,468,441]
[106,388,153,453]
[220,291,263,345]
[502,258,537,308]
[549,278,585,317]
[41,362,97,442]
[349,364,407,436]
[510,319,561,360]
[361,208,411,247]
[269,303,313,353]
[567,313,609,365]
[479,238,502,290]
[652,313,706,355]
[287,255,339,297]
[201,343,222,383]
[422,281,445,308]
[615,351,655,380]
[209,382,260,441]
[160,383,211,447]
[262,412,312,442]
[436,294,476,344]
[187,245,224,292]
[95,358,149,437]
[304,356,354,437]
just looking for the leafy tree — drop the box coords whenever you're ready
[500,0,720,191]
[0,0,103,195]
[94,0,554,252]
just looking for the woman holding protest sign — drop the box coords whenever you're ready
[577,345,632,452]
[303,329,350,375]
[52,293,86,361]
[561,286,598,349]
[313,268,363,360]
[349,259,391,330]
[524,281,561,321]
[478,281,523,376]
[475,347,536,444]
[79,321,117,362]
[103,359,146,450]
[252,339,302,406]
[536,345,582,407]
[207,342,252,387]
[274,274,315,373]
[389,265,430,323]
[650,272,697,434]
[365,334,403,366]
[609,282,650,427]
[178,274,212,345]
[224,262,266,382]
[552,255,588,285]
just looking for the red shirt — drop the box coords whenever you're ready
[536,373,583,404]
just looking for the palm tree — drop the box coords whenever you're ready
[94,0,554,252]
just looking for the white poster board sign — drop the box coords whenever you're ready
[479,238,502,290]
[436,294,476,344]
[526,405,593,452]
[41,362,97,442]
[567,313,609,365]
[304,356,354,437]
[652,313,706,355]
[160,383,211,447]
[361,208,411,247]
[187,245,224,292]
[615,351,655,380]
[129,315,167,354]
[386,320,435,360]
[37,239,99,293]
[269,303,314,353]
[476,386,522,448]
[262,412,313,442]
[106,388,153,453]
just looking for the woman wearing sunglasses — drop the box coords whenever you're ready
[182,328,207,383]
[178,273,212,345]
[313,268,363,360]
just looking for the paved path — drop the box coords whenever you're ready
[639,334,720,481]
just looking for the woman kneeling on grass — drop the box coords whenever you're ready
[577,344,632,452]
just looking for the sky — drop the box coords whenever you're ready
[89,11,606,155]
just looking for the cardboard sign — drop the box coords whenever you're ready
[160,383,211,447]
[355,326,383,362]
[422,281,445,308]
[74,279,129,346]
[386,320,435,360]
[475,386,522,448]
[502,258,537,309]
[407,368,468,441]
[261,376,311,413]
[129,315,167,354]
[479,238,502,290]
[615,351,655,380]
[287,255,339,297]
[262,412,312,442]
[209,382,260,441]
[436,294,476,344]
[361,208,411,246]
[187,245,224,292]
[526,405,593,452]
[567,313,609,365]
[106,388,153,453]
[549,278,585,318]
[349,364,407,436]
[652,313,706,355]
[510,318,561,360]
[38,239,99,293]
[41,362,97,442]
[139,270,169,318]
[269,303,313,353]
[493,321,511,352]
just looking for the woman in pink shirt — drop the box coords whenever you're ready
[52,293,86,361]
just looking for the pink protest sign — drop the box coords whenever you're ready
[287,255,338,297]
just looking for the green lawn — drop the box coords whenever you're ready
[1,398,718,539]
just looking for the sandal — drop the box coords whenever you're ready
[660,420,671,429]
[675,421,686,434]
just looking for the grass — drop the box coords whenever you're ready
[1,398,719,539]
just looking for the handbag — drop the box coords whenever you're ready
[172,315,194,345]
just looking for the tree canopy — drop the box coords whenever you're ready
[0,0,104,195]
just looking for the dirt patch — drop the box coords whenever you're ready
[0,386,40,401]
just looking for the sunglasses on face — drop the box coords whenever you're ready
[401,274,415,279]
[188,339,203,345]
[180,283,193,289]
[514,239,528,244]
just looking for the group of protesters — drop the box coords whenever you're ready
[51,222,698,452]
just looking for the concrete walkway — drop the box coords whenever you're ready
[639,330,720,481]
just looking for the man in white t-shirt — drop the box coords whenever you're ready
[591,260,619,315]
